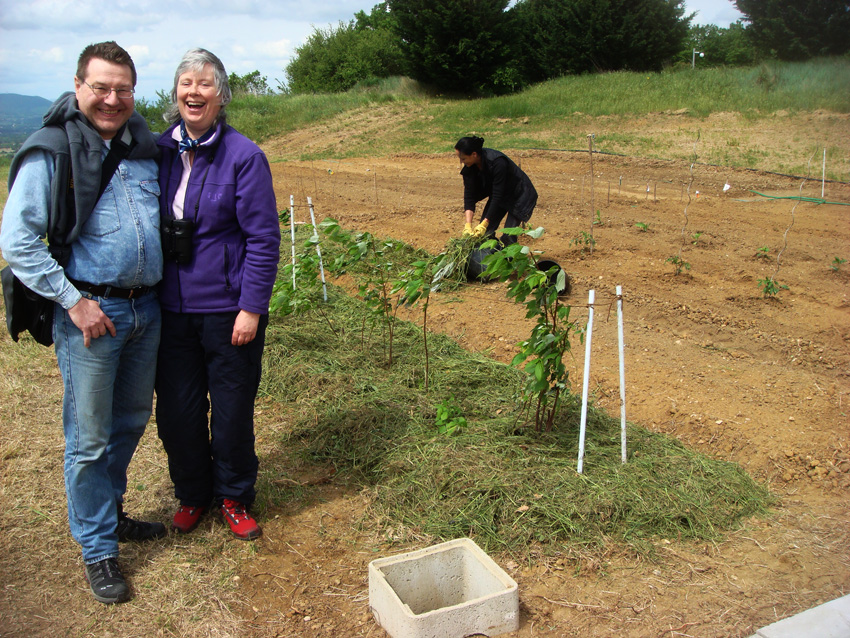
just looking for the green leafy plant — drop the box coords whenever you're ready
[319,219,404,365]
[482,228,575,431]
[270,227,339,335]
[635,222,650,232]
[830,256,847,272]
[435,397,467,435]
[393,258,439,388]
[666,255,691,275]
[593,209,604,226]
[756,246,770,259]
[570,231,596,254]
[691,231,704,245]
[391,235,480,389]
[758,276,789,297]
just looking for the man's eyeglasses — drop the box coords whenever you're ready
[82,81,135,100]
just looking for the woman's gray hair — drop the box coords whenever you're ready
[163,48,232,125]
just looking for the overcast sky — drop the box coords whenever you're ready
[0,0,744,102]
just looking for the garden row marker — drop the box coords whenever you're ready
[289,194,296,289]
[307,197,328,302]
[577,287,628,474]
[617,285,627,464]
[577,289,595,474]
[587,134,596,255]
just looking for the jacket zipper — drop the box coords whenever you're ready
[223,245,231,291]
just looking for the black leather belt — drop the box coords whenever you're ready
[69,279,152,299]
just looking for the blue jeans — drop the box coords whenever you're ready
[54,292,161,564]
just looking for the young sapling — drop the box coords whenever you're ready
[758,277,789,297]
[666,255,691,275]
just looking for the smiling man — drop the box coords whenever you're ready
[0,41,165,604]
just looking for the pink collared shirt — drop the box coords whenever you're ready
[170,125,217,219]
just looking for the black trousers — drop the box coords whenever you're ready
[481,200,524,246]
[155,310,267,508]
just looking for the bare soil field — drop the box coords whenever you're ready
[1,111,848,637]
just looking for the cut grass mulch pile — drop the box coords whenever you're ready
[259,286,773,555]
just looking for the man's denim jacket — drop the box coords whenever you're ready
[0,144,163,310]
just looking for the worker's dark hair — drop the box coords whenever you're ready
[455,136,484,155]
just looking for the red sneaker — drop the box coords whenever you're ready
[172,505,205,534]
[221,499,261,540]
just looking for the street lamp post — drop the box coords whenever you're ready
[692,48,704,69]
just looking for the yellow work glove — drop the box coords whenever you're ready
[462,222,474,237]
[471,219,489,238]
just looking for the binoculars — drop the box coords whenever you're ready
[161,217,195,265]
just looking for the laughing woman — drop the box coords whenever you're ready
[155,48,280,540]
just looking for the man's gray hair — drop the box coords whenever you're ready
[164,48,231,125]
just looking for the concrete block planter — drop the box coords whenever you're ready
[369,537,519,638]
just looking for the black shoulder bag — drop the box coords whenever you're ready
[2,133,132,346]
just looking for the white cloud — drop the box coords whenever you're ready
[684,0,744,27]
[126,45,151,63]
[0,0,745,101]
[36,47,66,65]
[256,39,292,59]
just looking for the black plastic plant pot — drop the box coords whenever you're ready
[465,246,499,281]
[537,259,571,296]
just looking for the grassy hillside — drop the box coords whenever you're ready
[230,58,850,152]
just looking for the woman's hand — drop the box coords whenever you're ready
[472,218,489,238]
[231,310,260,346]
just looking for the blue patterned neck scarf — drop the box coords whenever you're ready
[178,120,215,154]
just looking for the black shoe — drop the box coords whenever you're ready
[85,558,130,604]
[116,512,166,542]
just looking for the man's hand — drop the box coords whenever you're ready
[232,310,260,346]
[67,297,116,348]
[462,222,474,237]
[472,219,489,238]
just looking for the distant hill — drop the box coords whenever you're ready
[0,93,53,149]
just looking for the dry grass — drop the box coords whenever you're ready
[0,221,773,635]
[0,334,269,636]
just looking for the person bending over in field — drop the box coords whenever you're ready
[455,135,538,246]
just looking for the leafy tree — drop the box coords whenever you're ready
[513,0,690,82]
[134,89,171,133]
[388,0,515,95]
[285,3,403,93]
[734,0,850,60]
[228,70,272,95]
[684,21,756,66]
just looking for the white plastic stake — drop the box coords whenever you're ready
[307,197,328,302]
[617,285,627,463]
[577,289,595,474]
[289,194,296,289]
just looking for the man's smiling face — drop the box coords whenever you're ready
[74,58,135,140]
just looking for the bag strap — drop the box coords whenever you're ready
[49,124,135,267]
[98,124,134,200]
